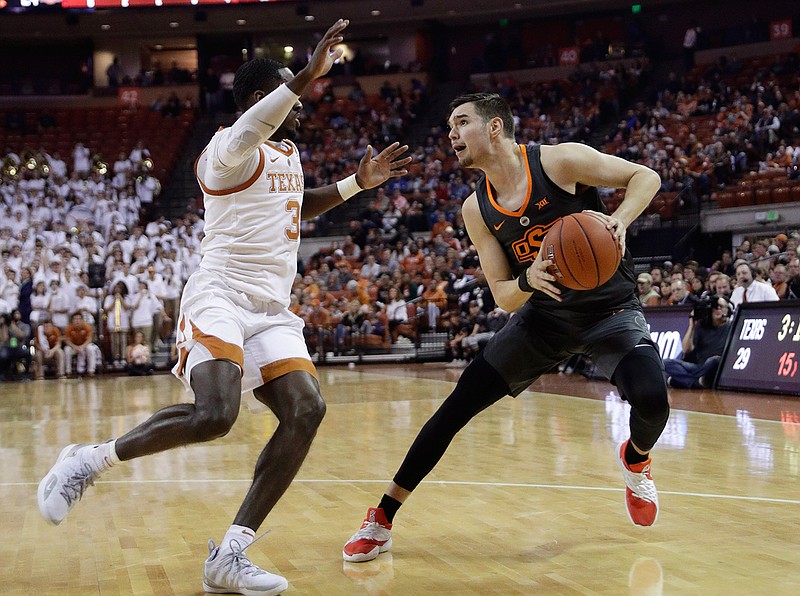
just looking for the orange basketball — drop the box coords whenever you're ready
[542,212,621,290]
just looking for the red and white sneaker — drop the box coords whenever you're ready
[616,440,659,526]
[342,507,393,562]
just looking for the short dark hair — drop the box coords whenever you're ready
[447,92,515,139]
[232,58,286,111]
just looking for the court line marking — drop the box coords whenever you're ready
[5,478,799,505]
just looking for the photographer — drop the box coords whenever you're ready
[1,312,33,381]
[663,295,732,389]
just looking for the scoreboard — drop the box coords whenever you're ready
[716,300,800,396]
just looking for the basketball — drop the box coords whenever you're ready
[542,212,621,290]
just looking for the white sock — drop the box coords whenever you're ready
[222,525,256,550]
[86,440,120,472]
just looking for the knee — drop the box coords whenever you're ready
[630,383,670,424]
[285,390,327,438]
[192,403,238,441]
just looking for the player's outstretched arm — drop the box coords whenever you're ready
[214,20,349,173]
[301,142,411,220]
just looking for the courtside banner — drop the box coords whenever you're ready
[642,305,693,360]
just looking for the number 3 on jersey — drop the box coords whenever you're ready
[285,199,300,241]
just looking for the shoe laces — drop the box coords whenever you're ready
[351,521,389,541]
[624,464,658,502]
[60,462,98,507]
[209,530,272,578]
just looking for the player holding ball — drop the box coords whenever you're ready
[344,92,667,563]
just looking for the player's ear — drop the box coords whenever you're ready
[489,117,504,138]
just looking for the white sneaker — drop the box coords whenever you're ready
[37,444,106,525]
[203,539,288,595]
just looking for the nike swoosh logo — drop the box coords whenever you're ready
[43,475,58,500]
[270,156,280,163]
[493,221,505,231]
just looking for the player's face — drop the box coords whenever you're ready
[447,103,487,168]
[271,67,303,141]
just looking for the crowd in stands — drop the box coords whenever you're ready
[0,140,201,380]
[2,47,800,381]
[604,52,800,214]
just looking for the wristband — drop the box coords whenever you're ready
[336,174,363,201]
[517,268,535,293]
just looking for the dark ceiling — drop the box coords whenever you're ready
[0,0,692,41]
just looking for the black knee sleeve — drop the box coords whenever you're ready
[612,342,670,452]
[393,352,510,491]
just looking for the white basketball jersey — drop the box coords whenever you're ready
[196,134,304,307]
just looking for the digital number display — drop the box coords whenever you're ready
[716,301,800,395]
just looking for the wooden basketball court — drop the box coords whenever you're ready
[2,365,800,594]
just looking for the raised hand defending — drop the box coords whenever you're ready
[354,142,412,190]
[289,19,349,94]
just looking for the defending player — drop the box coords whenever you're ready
[343,92,668,563]
[38,19,410,595]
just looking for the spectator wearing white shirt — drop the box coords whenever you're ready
[49,151,68,179]
[104,281,132,368]
[160,263,182,326]
[129,247,150,276]
[109,262,139,296]
[61,266,81,298]
[145,216,167,238]
[5,245,22,276]
[29,281,49,326]
[8,210,28,237]
[135,173,159,219]
[730,262,780,308]
[183,245,201,277]
[34,259,63,287]
[72,284,98,327]
[112,151,133,190]
[0,268,18,311]
[359,255,382,281]
[48,279,72,330]
[72,143,91,177]
[130,280,165,353]
[128,140,150,166]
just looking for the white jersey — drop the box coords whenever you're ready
[193,83,304,308]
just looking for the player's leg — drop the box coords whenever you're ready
[116,359,242,458]
[235,371,325,529]
[343,351,509,562]
[38,275,246,526]
[611,340,669,526]
[37,358,242,526]
[204,310,319,596]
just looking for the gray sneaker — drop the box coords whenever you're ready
[37,444,103,525]
[203,538,288,595]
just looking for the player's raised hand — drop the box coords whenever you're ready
[305,19,349,80]
[354,142,412,189]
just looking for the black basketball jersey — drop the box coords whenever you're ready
[475,144,636,311]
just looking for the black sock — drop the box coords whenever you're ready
[625,440,649,465]
[378,495,402,523]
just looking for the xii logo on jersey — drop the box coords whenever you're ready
[535,197,549,210]
[510,221,557,264]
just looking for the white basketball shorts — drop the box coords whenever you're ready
[172,268,316,395]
